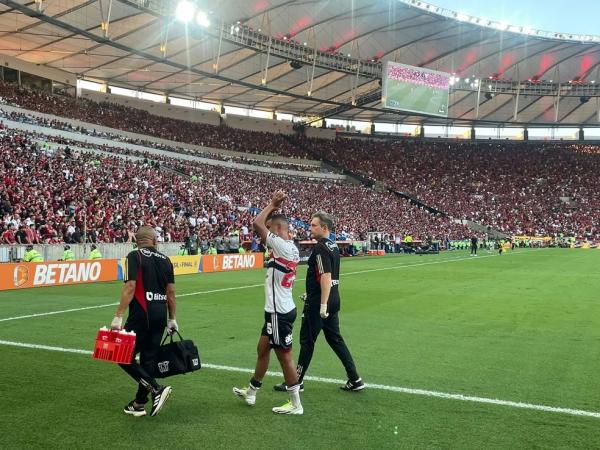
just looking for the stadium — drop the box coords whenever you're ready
[0,0,599,448]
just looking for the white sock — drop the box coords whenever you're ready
[247,385,259,398]
[287,384,301,408]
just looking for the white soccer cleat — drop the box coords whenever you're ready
[150,385,172,417]
[233,386,256,406]
[272,400,303,415]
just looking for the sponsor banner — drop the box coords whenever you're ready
[118,255,202,280]
[170,255,202,275]
[0,259,119,291]
[202,253,264,273]
[513,236,553,242]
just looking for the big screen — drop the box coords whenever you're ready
[382,62,450,117]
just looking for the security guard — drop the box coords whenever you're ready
[62,245,75,261]
[23,245,43,262]
[88,244,103,260]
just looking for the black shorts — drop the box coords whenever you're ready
[261,309,296,350]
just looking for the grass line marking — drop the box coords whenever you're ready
[0,303,119,323]
[0,338,598,420]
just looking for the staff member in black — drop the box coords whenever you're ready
[275,211,364,392]
[110,226,178,417]
[470,235,478,256]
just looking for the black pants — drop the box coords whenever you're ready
[119,323,164,404]
[296,302,359,383]
[471,244,477,254]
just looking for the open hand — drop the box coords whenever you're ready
[271,190,287,208]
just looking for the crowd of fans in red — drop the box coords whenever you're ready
[304,137,600,238]
[0,81,308,158]
[1,80,597,244]
[0,126,468,245]
[0,108,324,173]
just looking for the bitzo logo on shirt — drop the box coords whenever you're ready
[146,292,167,302]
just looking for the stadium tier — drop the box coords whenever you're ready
[0,81,308,158]
[1,80,598,240]
[0,126,470,244]
[303,137,600,238]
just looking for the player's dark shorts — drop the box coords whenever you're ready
[261,309,297,350]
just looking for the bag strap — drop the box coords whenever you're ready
[160,329,184,345]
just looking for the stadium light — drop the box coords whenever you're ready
[175,1,195,23]
[196,11,210,27]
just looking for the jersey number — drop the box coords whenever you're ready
[281,262,298,288]
[281,271,296,288]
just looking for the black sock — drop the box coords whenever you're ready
[250,378,262,389]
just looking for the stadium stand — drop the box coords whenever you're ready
[1,79,599,241]
[0,107,326,174]
[302,137,600,238]
[0,81,308,158]
[0,125,470,245]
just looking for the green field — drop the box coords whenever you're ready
[1,249,599,449]
[384,81,449,117]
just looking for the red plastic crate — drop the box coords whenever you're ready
[92,327,136,364]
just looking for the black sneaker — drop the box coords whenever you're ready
[123,401,146,417]
[273,382,304,392]
[340,378,365,392]
[150,386,172,417]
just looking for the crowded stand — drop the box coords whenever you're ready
[303,137,600,238]
[0,107,322,173]
[0,126,469,246]
[2,80,597,241]
[0,81,309,158]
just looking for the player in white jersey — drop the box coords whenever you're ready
[233,191,303,415]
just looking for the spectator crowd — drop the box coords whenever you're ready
[303,137,600,239]
[0,126,468,246]
[1,80,597,243]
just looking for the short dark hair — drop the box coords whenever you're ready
[311,211,334,231]
[269,214,289,227]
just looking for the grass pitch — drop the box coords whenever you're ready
[1,249,599,449]
[385,81,449,117]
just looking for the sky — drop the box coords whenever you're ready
[428,0,600,36]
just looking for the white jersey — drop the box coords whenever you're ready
[264,232,300,314]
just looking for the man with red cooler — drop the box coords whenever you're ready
[110,226,177,417]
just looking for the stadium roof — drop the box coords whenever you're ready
[1,0,600,126]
